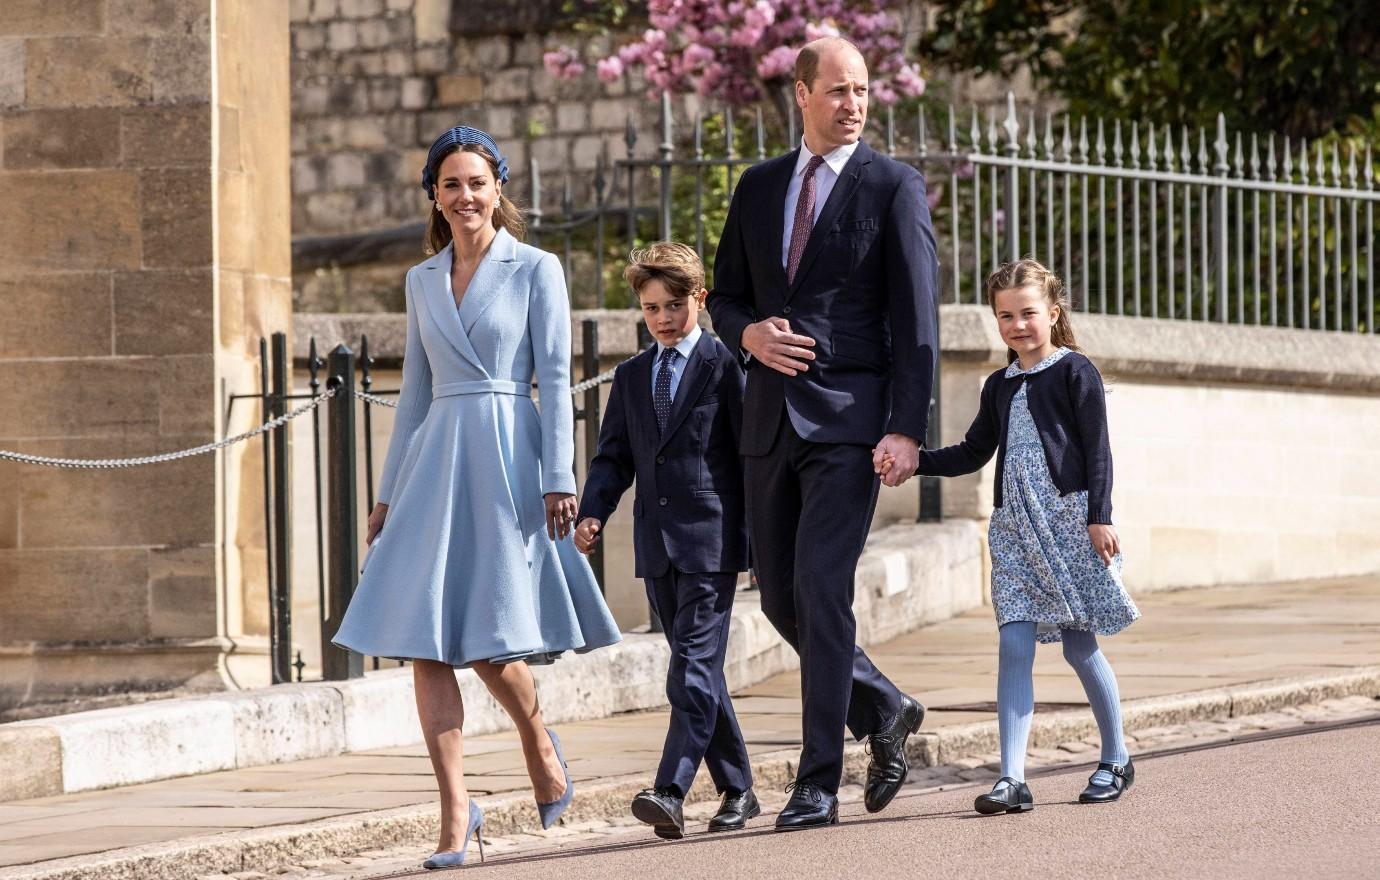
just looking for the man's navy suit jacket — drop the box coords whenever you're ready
[576,331,749,578]
[706,139,940,454]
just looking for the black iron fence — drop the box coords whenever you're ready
[249,320,633,681]
[251,309,939,683]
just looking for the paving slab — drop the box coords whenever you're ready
[0,575,1376,879]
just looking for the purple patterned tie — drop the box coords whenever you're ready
[786,154,826,284]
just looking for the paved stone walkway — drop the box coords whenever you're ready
[0,576,1376,872]
[199,694,1380,879]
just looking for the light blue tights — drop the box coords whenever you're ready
[997,622,1129,784]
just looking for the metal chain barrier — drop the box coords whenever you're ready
[351,389,401,409]
[0,388,338,469]
[0,365,623,467]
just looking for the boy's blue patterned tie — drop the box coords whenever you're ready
[654,347,679,435]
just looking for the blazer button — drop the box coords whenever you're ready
[658,497,669,506]
[656,455,666,465]
[782,305,793,315]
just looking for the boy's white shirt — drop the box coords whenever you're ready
[650,323,703,403]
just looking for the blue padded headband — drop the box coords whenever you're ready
[420,125,509,200]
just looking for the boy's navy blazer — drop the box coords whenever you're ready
[706,139,939,452]
[576,330,749,578]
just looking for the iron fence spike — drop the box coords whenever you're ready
[1002,91,1019,147]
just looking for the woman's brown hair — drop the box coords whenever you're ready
[424,143,526,254]
[986,258,1080,364]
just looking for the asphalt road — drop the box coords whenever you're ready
[409,718,1380,880]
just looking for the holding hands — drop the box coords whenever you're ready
[573,517,602,555]
[544,493,577,540]
[872,434,919,487]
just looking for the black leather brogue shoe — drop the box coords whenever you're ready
[863,694,926,813]
[973,777,1035,815]
[708,788,761,832]
[1078,759,1134,804]
[631,787,686,839]
[774,781,838,831]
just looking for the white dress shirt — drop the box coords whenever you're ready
[781,138,860,269]
[651,323,702,403]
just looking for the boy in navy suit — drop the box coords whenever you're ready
[575,242,757,840]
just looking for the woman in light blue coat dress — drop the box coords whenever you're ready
[332,127,621,868]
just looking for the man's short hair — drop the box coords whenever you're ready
[624,241,705,299]
[793,37,863,90]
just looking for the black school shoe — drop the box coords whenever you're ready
[1078,759,1134,803]
[708,788,761,832]
[974,777,1034,815]
[631,787,686,839]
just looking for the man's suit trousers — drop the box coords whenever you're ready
[744,409,903,792]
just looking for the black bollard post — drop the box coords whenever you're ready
[919,355,943,523]
[270,332,293,684]
[323,344,363,681]
[580,320,606,593]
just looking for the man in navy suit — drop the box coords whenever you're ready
[576,242,758,840]
[706,37,939,830]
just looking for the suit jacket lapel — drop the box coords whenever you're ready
[787,141,873,300]
[657,332,717,451]
[628,346,657,448]
[416,244,487,374]
[458,227,521,334]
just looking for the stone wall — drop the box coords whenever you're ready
[0,0,292,706]
[934,306,1380,591]
[288,0,654,235]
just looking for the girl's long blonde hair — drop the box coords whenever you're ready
[986,259,1080,364]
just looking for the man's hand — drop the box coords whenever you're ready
[872,433,919,487]
[1088,524,1120,565]
[740,317,816,376]
[574,517,602,555]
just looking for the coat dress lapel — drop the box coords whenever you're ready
[458,227,522,335]
[786,141,873,300]
[417,244,485,375]
[657,331,717,451]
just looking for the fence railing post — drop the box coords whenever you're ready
[323,344,363,681]
[269,332,293,684]
[580,320,606,593]
[919,329,943,523]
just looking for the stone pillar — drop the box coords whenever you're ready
[0,0,291,705]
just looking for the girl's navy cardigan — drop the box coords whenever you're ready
[918,351,1114,525]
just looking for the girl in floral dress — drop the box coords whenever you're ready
[899,259,1140,814]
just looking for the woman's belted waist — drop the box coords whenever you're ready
[432,379,533,398]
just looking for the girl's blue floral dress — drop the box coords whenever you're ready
[989,347,1141,643]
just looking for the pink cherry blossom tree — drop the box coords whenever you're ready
[544,1,926,113]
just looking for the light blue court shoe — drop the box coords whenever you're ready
[536,727,575,829]
[422,799,484,870]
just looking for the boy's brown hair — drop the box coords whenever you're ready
[624,242,705,299]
